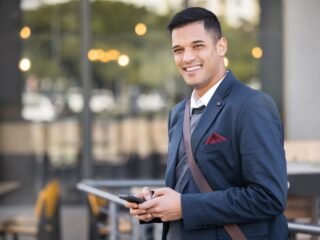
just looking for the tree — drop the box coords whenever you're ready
[23,1,177,93]
[23,1,259,95]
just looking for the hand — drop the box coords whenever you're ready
[141,186,154,200]
[138,187,182,222]
[124,187,155,222]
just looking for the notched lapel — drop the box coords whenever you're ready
[191,96,225,156]
[190,71,235,156]
[165,109,184,188]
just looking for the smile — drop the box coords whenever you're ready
[184,65,201,72]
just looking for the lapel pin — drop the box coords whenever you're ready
[216,101,221,106]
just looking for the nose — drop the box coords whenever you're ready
[182,48,196,63]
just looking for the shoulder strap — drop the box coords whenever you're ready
[183,100,247,240]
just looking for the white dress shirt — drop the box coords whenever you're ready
[190,71,228,114]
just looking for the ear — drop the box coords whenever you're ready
[216,37,228,57]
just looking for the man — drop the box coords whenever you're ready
[125,7,288,240]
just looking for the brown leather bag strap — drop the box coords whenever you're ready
[183,100,247,240]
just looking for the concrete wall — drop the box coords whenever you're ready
[260,0,283,118]
[283,0,320,139]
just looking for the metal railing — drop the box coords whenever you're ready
[78,179,320,239]
[288,222,320,236]
[77,179,164,240]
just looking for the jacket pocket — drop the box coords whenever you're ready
[202,139,231,152]
[198,140,237,175]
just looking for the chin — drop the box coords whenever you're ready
[184,78,200,86]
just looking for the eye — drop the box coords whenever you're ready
[173,48,183,54]
[194,44,204,49]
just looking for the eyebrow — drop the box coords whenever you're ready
[172,40,205,50]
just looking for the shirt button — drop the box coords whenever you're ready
[216,101,221,106]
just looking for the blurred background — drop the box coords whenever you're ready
[0,0,320,239]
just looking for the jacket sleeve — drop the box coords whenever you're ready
[140,108,177,225]
[181,93,288,229]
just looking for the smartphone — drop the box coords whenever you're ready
[118,194,145,204]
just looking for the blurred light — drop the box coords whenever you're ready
[108,49,120,60]
[118,55,129,66]
[135,23,147,36]
[97,49,105,60]
[89,48,122,63]
[90,89,115,113]
[223,57,229,67]
[252,47,263,59]
[20,26,31,39]
[19,58,31,71]
[22,92,56,122]
[137,92,165,112]
[67,88,115,113]
[101,52,112,63]
[88,49,99,61]
[67,90,83,113]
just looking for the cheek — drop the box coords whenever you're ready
[174,55,182,66]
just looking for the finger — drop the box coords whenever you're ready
[152,187,169,198]
[136,213,153,222]
[139,198,157,209]
[137,192,144,198]
[124,202,138,209]
[130,208,147,216]
[142,187,153,200]
[147,209,159,217]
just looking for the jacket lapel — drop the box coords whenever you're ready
[165,105,184,188]
[191,72,235,156]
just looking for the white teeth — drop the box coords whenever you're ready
[185,66,201,72]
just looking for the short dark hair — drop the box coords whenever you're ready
[167,7,222,40]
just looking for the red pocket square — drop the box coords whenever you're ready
[205,133,227,144]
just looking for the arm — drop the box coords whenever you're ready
[127,106,184,223]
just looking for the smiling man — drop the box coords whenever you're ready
[171,18,226,98]
[125,7,288,240]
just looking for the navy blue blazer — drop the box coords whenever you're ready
[163,72,288,239]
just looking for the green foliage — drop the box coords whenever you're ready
[221,18,260,83]
[23,0,176,91]
[22,1,259,92]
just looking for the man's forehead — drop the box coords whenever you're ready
[171,22,215,38]
[171,21,205,33]
[171,24,213,46]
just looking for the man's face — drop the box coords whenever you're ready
[171,21,227,97]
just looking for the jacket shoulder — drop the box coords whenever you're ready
[168,99,186,127]
[231,79,274,105]
[171,99,186,115]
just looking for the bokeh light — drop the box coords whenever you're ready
[135,23,147,36]
[19,58,31,71]
[118,55,129,66]
[20,26,31,39]
[252,47,263,59]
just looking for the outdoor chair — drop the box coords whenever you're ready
[0,179,61,240]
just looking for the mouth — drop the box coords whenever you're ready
[183,65,202,72]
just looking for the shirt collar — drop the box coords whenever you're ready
[190,71,228,112]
